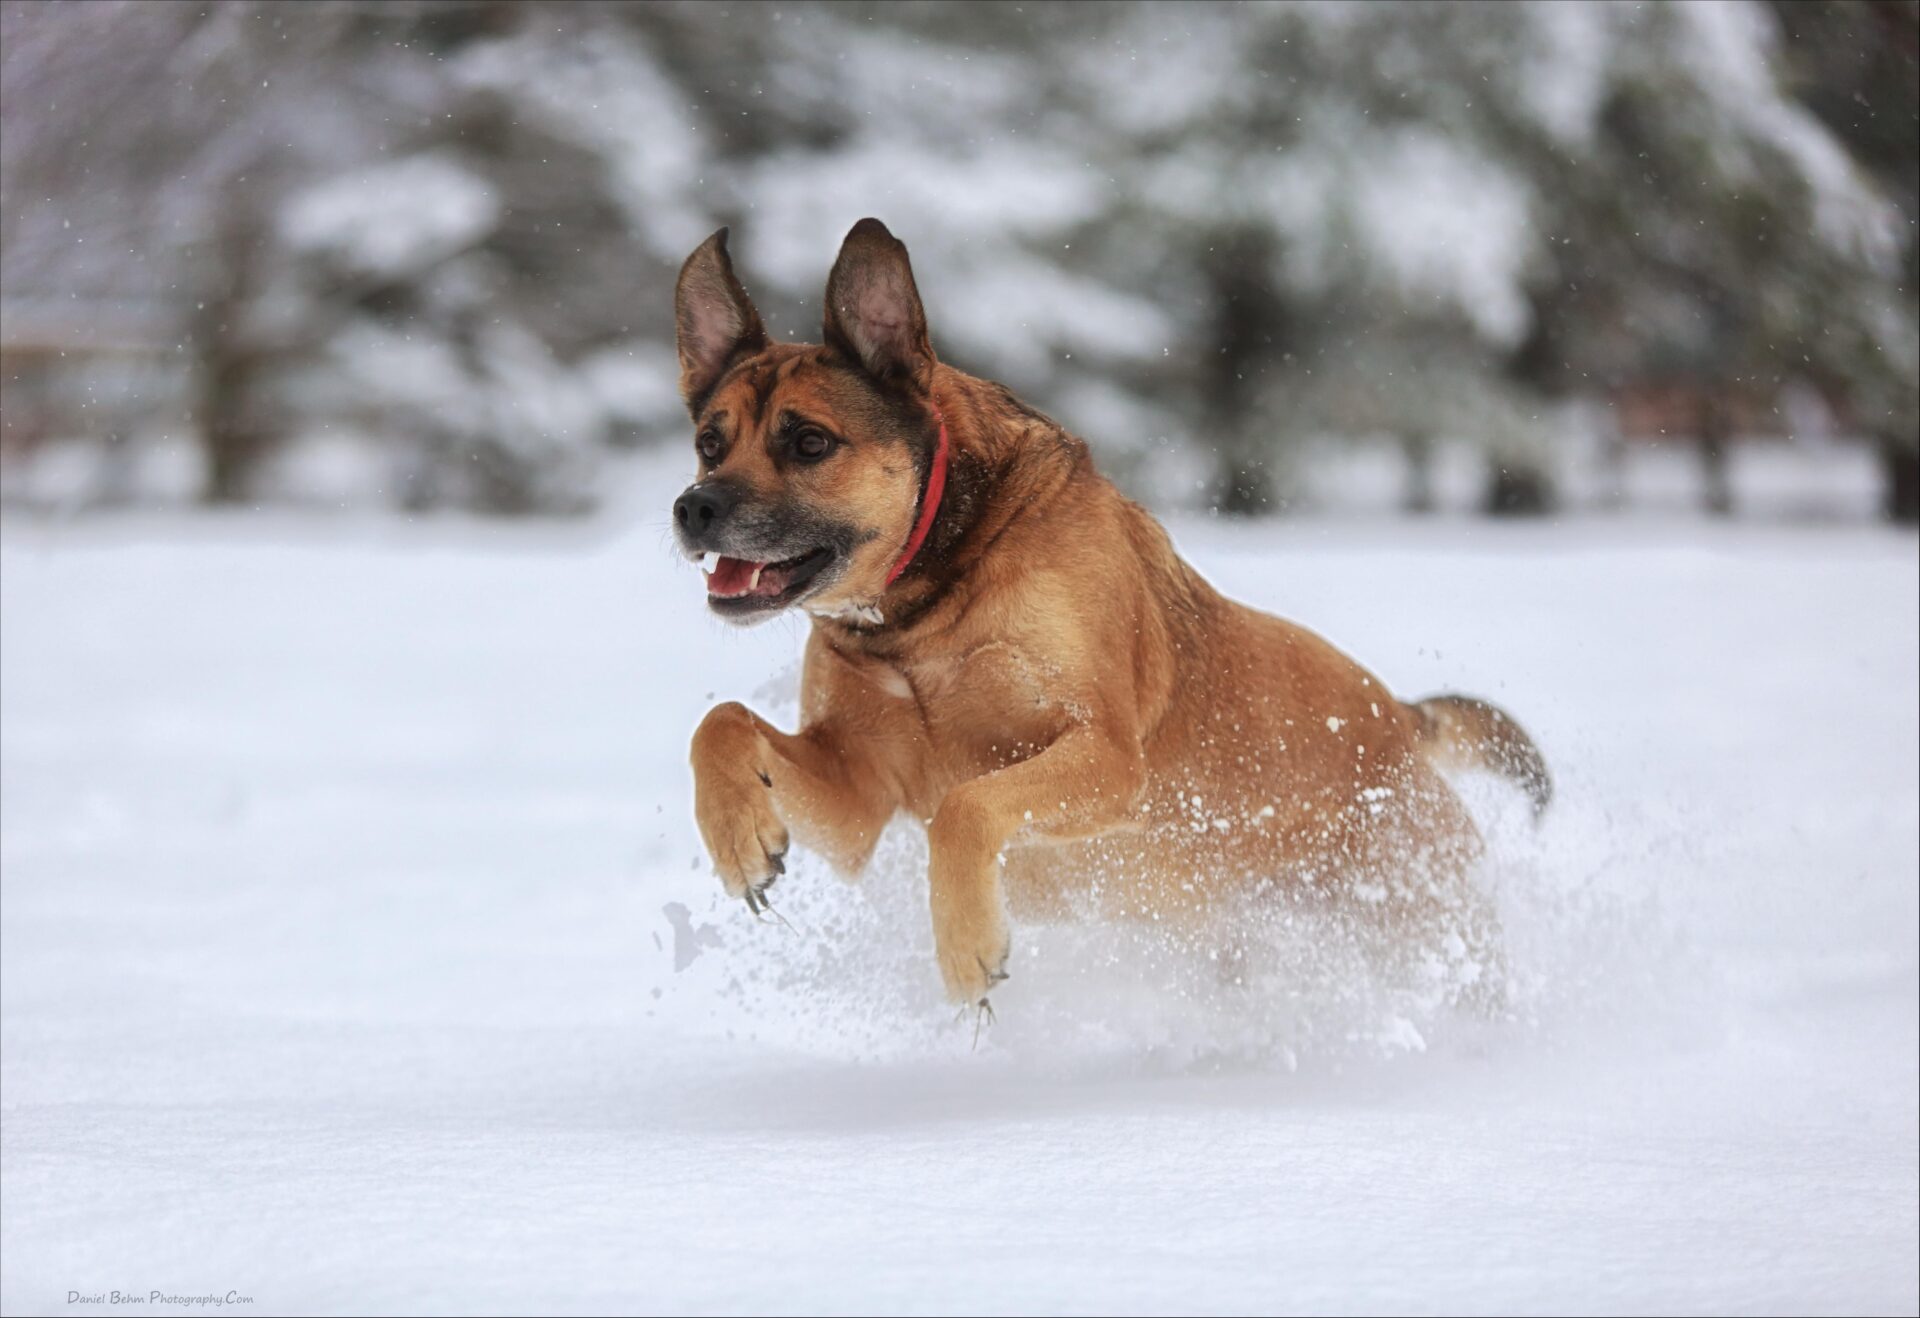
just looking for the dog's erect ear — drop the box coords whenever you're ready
[823,218,935,390]
[676,228,768,416]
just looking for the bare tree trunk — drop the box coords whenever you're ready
[193,210,276,505]
[199,347,271,504]
[1697,390,1734,517]
[1213,455,1274,515]
[1402,430,1435,513]
[1483,462,1553,516]
[1882,430,1920,525]
[1202,230,1288,516]
[1597,407,1628,512]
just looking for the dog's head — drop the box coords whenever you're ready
[671,219,941,624]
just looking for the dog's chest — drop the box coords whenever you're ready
[853,642,1072,777]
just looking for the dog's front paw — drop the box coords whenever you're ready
[696,768,789,908]
[931,897,1010,1006]
[691,703,790,911]
[693,750,789,917]
[937,937,1010,1007]
[927,794,1011,1005]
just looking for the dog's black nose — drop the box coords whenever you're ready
[674,483,738,534]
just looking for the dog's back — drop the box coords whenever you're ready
[966,419,1539,931]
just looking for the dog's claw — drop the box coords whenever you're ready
[758,888,796,934]
[955,996,996,1050]
[741,881,796,934]
[768,851,786,878]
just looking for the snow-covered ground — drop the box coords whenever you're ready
[2,481,1915,1314]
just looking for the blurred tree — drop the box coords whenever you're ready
[4,3,408,502]
[1766,0,1919,523]
[1,0,669,512]
[1040,2,1561,514]
[1466,1,1915,518]
[2,0,1912,521]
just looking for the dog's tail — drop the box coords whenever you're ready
[1408,693,1552,818]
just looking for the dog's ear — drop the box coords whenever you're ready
[676,228,768,416]
[823,218,935,391]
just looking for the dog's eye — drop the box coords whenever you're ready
[793,428,833,461]
[696,431,723,463]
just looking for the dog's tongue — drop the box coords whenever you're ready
[706,555,778,599]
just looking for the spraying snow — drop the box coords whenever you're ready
[2,481,1914,1312]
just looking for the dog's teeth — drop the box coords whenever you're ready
[700,552,718,572]
[749,565,764,591]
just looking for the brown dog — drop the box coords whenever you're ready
[674,219,1549,1012]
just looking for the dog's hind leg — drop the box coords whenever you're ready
[1348,767,1510,1015]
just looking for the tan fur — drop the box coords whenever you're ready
[680,221,1548,1007]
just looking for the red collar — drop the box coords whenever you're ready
[885,405,950,586]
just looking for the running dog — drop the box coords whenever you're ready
[673,219,1549,1012]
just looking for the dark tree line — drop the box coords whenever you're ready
[2,0,1913,519]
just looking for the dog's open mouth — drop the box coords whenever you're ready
[703,547,835,613]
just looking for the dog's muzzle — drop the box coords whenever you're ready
[673,480,741,550]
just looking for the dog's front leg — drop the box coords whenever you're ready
[691,702,896,909]
[926,724,1145,1004]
